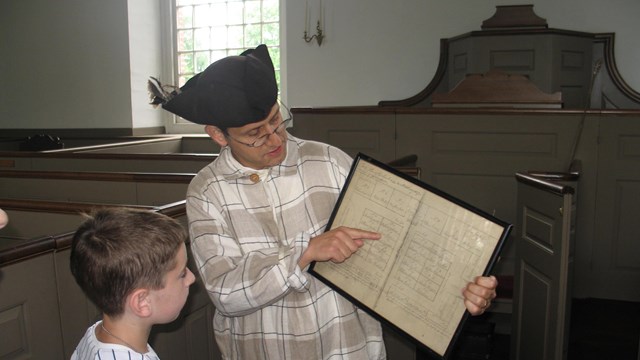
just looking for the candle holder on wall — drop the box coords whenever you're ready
[304,20,324,46]
[304,1,324,46]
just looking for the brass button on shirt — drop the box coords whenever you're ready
[186,135,385,359]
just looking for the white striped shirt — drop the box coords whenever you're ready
[71,321,160,360]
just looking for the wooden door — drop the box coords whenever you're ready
[511,173,577,360]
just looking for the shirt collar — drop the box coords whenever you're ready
[213,135,301,181]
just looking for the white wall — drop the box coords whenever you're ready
[127,0,164,130]
[0,0,165,133]
[0,0,133,130]
[284,0,640,107]
[0,1,638,132]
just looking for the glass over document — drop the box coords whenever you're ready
[309,153,512,359]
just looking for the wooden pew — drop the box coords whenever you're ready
[0,152,216,173]
[0,200,221,360]
[43,135,218,155]
[0,135,218,173]
[0,170,194,206]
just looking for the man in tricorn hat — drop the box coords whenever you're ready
[149,44,497,359]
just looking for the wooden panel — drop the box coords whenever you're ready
[136,183,191,206]
[1,178,138,204]
[180,136,221,154]
[382,324,416,360]
[1,210,84,239]
[0,253,64,358]
[150,305,215,360]
[0,154,211,173]
[560,51,585,70]
[55,249,100,359]
[515,263,552,360]
[490,49,535,70]
[592,118,640,301]
[432,131,557,155]
[396,114,581,279]
[511,176,575,360]
[444,32,595,107]
[30,157,210,173]
[453,52,468,74]
[0,175,190,206]
[289,112,397,162]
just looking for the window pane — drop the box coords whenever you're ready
[179,75,192,87]
[210,26,227,49]
[244,1,261,24]
[210,3,227,25]
[262,22,279,46]
[227,25,243,48]
[176,6,193,29]
[227,2,243,25]
[177,29,194,51]
[244,24,261,48]
[194,27,210,50]
[194,4,212,27]
[195,51,211,72]
[262,0,279,22]
[268,46,280,71]
[178,53,194,75]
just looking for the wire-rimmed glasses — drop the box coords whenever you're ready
[227,103,292,148]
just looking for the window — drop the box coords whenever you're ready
[174,0,281,88]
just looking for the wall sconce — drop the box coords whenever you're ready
[304,21,324,46]
[304,1,324,46]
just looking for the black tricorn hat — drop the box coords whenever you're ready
[148,44,278,128]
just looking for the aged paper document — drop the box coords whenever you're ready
[310,154,511,358]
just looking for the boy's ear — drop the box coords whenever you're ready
[205,125,228,147]
[127,288,152,318]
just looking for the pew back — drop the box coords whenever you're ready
[0,170,194,206]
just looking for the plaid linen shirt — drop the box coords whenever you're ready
[187,135,385,359]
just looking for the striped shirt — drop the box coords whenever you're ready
[187,135,386,359]
[70,321,159,360]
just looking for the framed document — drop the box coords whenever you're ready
[309,153,512,359]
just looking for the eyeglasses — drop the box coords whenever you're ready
[227,105,292,148]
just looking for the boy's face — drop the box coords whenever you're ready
[150,243,195,323]
[207,103,289,170]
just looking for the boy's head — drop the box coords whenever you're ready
[70,208,193,319]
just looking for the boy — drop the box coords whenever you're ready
[69,208,196,359]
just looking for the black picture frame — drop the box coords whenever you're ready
[309,153,512,359]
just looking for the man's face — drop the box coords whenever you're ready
[207,103,289,170]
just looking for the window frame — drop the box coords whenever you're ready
[161,0,286,134]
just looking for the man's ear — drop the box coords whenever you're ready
[127,288,152,318]
[205,125,228,147]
